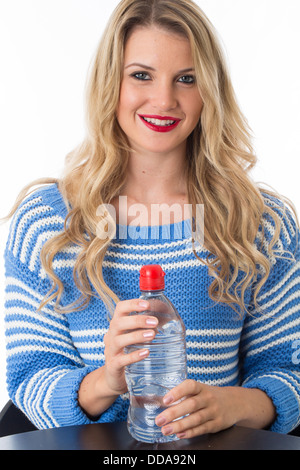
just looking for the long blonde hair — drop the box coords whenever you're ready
[7,0,298,315]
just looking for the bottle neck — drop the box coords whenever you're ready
[140,289,165,297]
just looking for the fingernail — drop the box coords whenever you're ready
[163,425,173,436]
[139,349,149,357]
[146,317,158,326]
[156,416,166,426]
[163,395,174,405]
[139,301,148,308]
[177,432,186,439]
[143,330,154,338]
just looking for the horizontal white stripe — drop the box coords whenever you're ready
[243,371,300,428]
[5,291,42,306]
[112,237,194,251]
[74,340,104,350]
[5,321,73,345]
[187,368,239,386]
[278,371,300,404]
[261,201,296,241]
[187,339,240,349]
[5,276,59,316]
[74,340,239,357]
[77,344,238,363]
[80,352,105,362]
[255,278,300,318]
[105,245,196,262]
[243,372,299,404]
[5,276,44,301]
[39,258,76,278]
[72,328,242,341]
[102,258,206,271]
[5,306,69,334]
[187,357,239,373]
[6,333,76,353]
[244,313,300,349]
[61,244,81,254]
[243,296,300,340]
[245,332,300,357]
[257,261,300,303]
[6,344,84,365]
[5,291,63,322]
[186,327,243,337]
[187,349,238,362]
[71,328,108,338]
[77,347,240,374]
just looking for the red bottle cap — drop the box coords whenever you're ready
[139,265,165,291]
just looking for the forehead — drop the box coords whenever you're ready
[124,26,194,67]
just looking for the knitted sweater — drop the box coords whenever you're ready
[3,184,300,433]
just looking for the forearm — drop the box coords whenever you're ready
[233,386,276,430]
[78,366,120,419]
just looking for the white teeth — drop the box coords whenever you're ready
[143,117,176,126]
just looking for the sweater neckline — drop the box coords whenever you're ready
[40,183,198,244]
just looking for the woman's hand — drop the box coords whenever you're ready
[78,299,158,418]
[155,380,276,439]
[103,299,158,396]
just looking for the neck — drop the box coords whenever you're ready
[111,147,190,226]
[123,148,188,204]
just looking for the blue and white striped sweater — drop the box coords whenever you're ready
[4,184,300,433]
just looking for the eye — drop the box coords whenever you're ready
[178,75,195,84]
[131,72,151,81]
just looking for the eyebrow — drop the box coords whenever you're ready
[124,63,195,74]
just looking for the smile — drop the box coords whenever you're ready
[138,115,182,133]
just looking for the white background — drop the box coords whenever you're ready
[0,0,299,412]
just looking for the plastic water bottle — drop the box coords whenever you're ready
[125,265,187,443]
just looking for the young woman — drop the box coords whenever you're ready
[4,0,300,439]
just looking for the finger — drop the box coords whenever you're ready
[114,299,150,318]
[156,392,204,428]
[160,407,215,438]
[110,347,150,371]
[175,417,223,439]
[162,379,202,407]
[112,327,157,351]
[155,381,205,428]
[175,420,218,439]
[112,313,158,333]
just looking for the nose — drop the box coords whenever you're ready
[151,80,178,112]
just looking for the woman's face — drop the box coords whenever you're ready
[117,26,203,157]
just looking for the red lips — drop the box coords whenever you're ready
[138,114,182,133]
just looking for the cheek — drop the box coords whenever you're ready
[117,84,144,118]
[193,91,204,113]
[116,86,127,122]
[189,95,203,126]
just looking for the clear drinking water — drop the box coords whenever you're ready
[125,266,187,443]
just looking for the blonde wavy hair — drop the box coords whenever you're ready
[7,0,298,316]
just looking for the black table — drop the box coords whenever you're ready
[0,422,299,451]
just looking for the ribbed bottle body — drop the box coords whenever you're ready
[125,292,187,443]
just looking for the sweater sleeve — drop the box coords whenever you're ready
[240,196,300,433]
[3,188,102,428]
